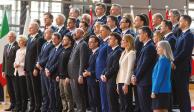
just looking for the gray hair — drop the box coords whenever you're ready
[8,31,16,38]
[169,9,181,21]
[153,13,164,21]
[157,41,174,62]
[56,13,66,22]
[30,21,40,30]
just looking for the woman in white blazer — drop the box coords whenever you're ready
[116,34,136,112]
[14,35,28,111]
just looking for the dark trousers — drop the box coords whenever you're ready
[0,85,3,101]
[26,71,42,112]
[14,74,28,111]
[6,75,16,108]
[40,71,50,112]
[137,85,152,112]
[88,82,101,112]
[118,83,133,112]
[173,70,191,112]
[106,79,119,112]
[133,85,140,112]
[70,79,86,112]
[48,78,62,112]
[99,81,109,112]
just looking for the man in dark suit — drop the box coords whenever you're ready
[110,4,122,23]
[68,28,90,112]
[152,13,163,32]
[35,28,54,112]
[45,32,63,112]
[169,9,182,38]
[79,21,93,43]
[83,35,101,112]
[173,15,194,112]
[55,14,69,37]
[94,2,107,25]
[107,15,121,34]
[2,31,19,111]
[160,20,176,52]
[120,17,136,37]
[101,32,122,112]
[42,12,57,33]
[66,17,77,36]
[24,22,45,112]
[69,8,80,28]
[132,26,157,112]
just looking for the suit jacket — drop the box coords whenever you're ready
[112,27,121,34]
[45,44,63,78]
[95,40,112,80]
[122,29,136,37]
[172,24,182,38]
[152,56,172,94]
[94,15,107,25]
[37,41,54,69]
[135,40,157,86]
[24,34,45,72]
[2,41,19,75]
[58,47,72,79]
[86,49,99,86]
[103,46,123,81]
[164,33,176,52]
[116,50,136,85]
[135,36,143,62]
[117,15,122,24]
[174,29,194,73]
[76,19,80,28]
[57,26,69,38]
[68,39,90,79]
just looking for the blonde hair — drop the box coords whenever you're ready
[17,35,27,46]
[157,41,174,61]
[123,34,135,51]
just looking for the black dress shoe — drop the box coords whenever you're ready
[4,107,14,111]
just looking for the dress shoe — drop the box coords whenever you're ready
[4,107,14,111]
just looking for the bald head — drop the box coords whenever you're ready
[74,28,84,40]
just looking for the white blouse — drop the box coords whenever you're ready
[14,47,26,76]
[116,50,136,85]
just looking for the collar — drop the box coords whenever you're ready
[155,25,161,30]
[182,28,189,33]
[112,45,119,51]
[173,23,178,28]
[122,28,130,34]
[144,39,151,46]
[111,27,117,32]
[103,36,109,42]
[31,33,38,38]
[75,38,82,44]
[57,25,64,31]
[97,14,105,20]
[69,28,76,33]
[47,39,52,43]
[55,43,61,49]
[9,41,15,46]
[164,32,173,38]
[92,47,99,54]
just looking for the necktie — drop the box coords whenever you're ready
[7,44,11,54]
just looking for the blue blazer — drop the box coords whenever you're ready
[122,29,136,37]
[172,24,182,38]
[45,44,63,78]
[57,26,69,38]
[94,15,107,25]
[152,56,172,94]
[117,16,122,24]
[95,41,112,80]
[86,49,99,86]
[164,33,176,52]
[37,41,54,69]
[174,29,194,73]
[112,28,121,34]
[135,40,157,86]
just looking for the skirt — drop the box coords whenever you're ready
[152,93,171,109]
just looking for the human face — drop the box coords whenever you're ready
[62,36,70,47]
[74,29,83,40]
[156,45,164,55]
[134,16,143,29]
[110,6,119,16]
[52,35,61,46]
[120,18,128,30]
[7,32,16,43]
[100,27,109,39]
[44,15,52,26]
[138,29,147,43]
[55,16,64,26]
[95,6,105,17]
[106,17,115,29]
[160,21,167,34]
[79,23,87,32]
[152,15,158,27]
[179,17,186,30]
[18,39,26,48]
[169,12,176,24]
[93,24,101,35]
[108,35,117,47]
[44,29,52,41]
[88,38,98,50]
[121,38,128,49]
[28,24,38,35]
[67,19,75,30]
[153,33,160,44]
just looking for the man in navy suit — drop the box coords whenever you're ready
[35,28,54,112]
[173,15,194,112]
[96,25,112,112]
[45,32,63,112]
[55,14,69,37]
[101,32,122,112]
[110,4,122,23]
[107,15,121,34]
[83,35,101,112]
[132,26,157,112]
[120,17,136,37]
[42,12,57,33]
[160,20,176,52]
[94,3,107,25]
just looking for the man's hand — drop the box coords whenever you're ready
[83,70,91,77]
[122,84,128,94]
[56,76,59,82]
[64,78,70,86]
[100,75,107,82]
[2,72,6,78]
[45,68,51,77]
[78,76,84,84]
[172,63,176,70]
[131,75,136,85]
[36,63,42,70]
[33,69,39,77]
[151,92,156,99]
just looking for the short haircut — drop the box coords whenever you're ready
[68,17,76,23]
[122,17,133,27]
[169,9,181,21]
[44,12,54,20]
[111,4,122,12]
[101,24,111,32]
[33,19,41,26]
[139,26,152,38]
[109,32,122,45]
[153,13,164,21]
[63,34,74,45]
[57,13,66,22]
[107,15,118,26]
[136,14,148,26]
[82,13,91,24]
[95,2,107,12]
[70,8,80,15]
[181,15,192,26]
[17,35,27,45]
[89,35,100,46]
[53,32,62,40]
[80,21,89,28]
[162,20,173,30]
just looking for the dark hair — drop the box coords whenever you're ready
[109,32,122,45]
[162,20,173,30]
[107,15,118,26]
[68,17,76,23]
[101,24,111,32]
[139,26,152,38]
[33,19,41,26]
[95,2,107,12]
[44,12,53,20]
[89,35,100,46]
[64,34,74,45]
[53,32,62,40]
[136,14,148,26]
[170,9,181,21]
[181,15,192,26]
[141,13,149,26]
[80,21,89,28]
[122,17,132,27]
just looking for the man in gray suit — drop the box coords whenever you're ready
[68,28,89,112]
